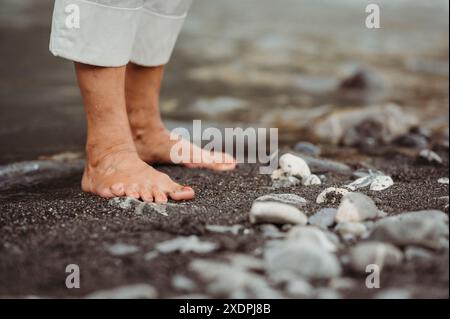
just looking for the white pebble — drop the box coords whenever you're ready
[335,192,379,223]
[438,177,449,184]
[249,201,308,225]
[302,174,322,186]
[279,153,311,179]
[370,175,394,191]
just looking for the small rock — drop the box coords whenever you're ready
[438,177,449,184]
[155,236,218,254]
[287,226,337,252]
[190,259,283,299]
[249,201,307,225]
[404,246,434,261]
[302,174,322,186]
[370,175,394,191]
[309,208,338,228]
[369,210,449,250]
[374,288,411,299]
[315,288,341,299]
[335,222,368,239]
[316,187,349,204]
[335,192,380,223]
[393,133,428,149]
[271,176,301,189]
[347,242,403,273]
[86,284,157,299]
[106,243,139,256]
[172,275,197,292]
[298,154,353,175]
[260,224,286,239]
[255,194,307,207]
[264,240,341,281]
[286,280,314,297]
[205,224,243,235]
[419,149,443,164]
[226,254,264,271]
[293,142,321,156]
[279,153,311,179]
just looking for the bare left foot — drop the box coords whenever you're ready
[133,125,237,171]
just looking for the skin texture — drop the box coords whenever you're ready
[75,62,236,202]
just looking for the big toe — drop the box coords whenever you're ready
[169,186,195,201]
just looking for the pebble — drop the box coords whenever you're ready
[335,222,368,239]
[293,142,321,156]
[404,246,434,261]
[249,201,308,225]
[298,154,353,175]
[369,210,449,250]
[271,176,301,189]
[287,226,337,252]
[226,254,264,271]
[205,224,243,235]
[260,224,286,239]
[335,192,380,223]
[308,208,338,228]
[374,289,411,299]
[172,275,197,292]
[419,149,443,164]
[302,174,322,186]
[264,240,341,281]
[106,243,139,256]
[85,284,157,299]
[315,288,341,299]
[393,133,428,149]
[255,194,307,207]
[370,175,394,191]
[316,187,349,204]
[155,236,219,254]
[438,177,449,184]
[190,259,284,299]
[286,280,314,297]
[279,153,311,179]
[347,242,403,273]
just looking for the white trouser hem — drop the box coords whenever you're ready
[50,0,187,67]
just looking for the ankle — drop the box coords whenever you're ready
[85,140,138,168]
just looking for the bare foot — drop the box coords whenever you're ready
[133,126,237,171]
[82,147,194,202]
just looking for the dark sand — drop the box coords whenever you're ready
[0,149,448,298]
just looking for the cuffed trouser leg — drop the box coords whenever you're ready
[49,0,191,67]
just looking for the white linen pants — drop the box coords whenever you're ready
[50,0,191,67]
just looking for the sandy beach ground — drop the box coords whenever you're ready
[0,0,449,298]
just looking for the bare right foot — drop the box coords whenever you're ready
[82,147,194,202]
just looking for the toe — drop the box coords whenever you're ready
[140,189,153,202]
[153,187,168,203]
[98,187,114,198]
[125,183,140,199]
[169,186,195,201]
[111,183,125,197]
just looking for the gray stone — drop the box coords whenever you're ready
[293,142,321,156]
[302,174,322,186]
[347,242,403,273]
[374,288,411,299]
[85,284,157,299]
[172,275,197,292]
[279,153,311,179]
[419,149,443,164]
[106,243,139,256]
[190,259,284,299]
[335,192,380,223]
[260,224,286,239]
[271,176,302,189]
[286,280,314,297]
[287,226,337,252]
[369,210,449,250]
[309,208,338,228]
[205,224,243,235]
[255,194,307,207]
[335,222,368,239]
[297,154,352,175]
[249,201,308,225]
[155,236,219,254]
[264,240,341,281]
[404,246,434,261]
